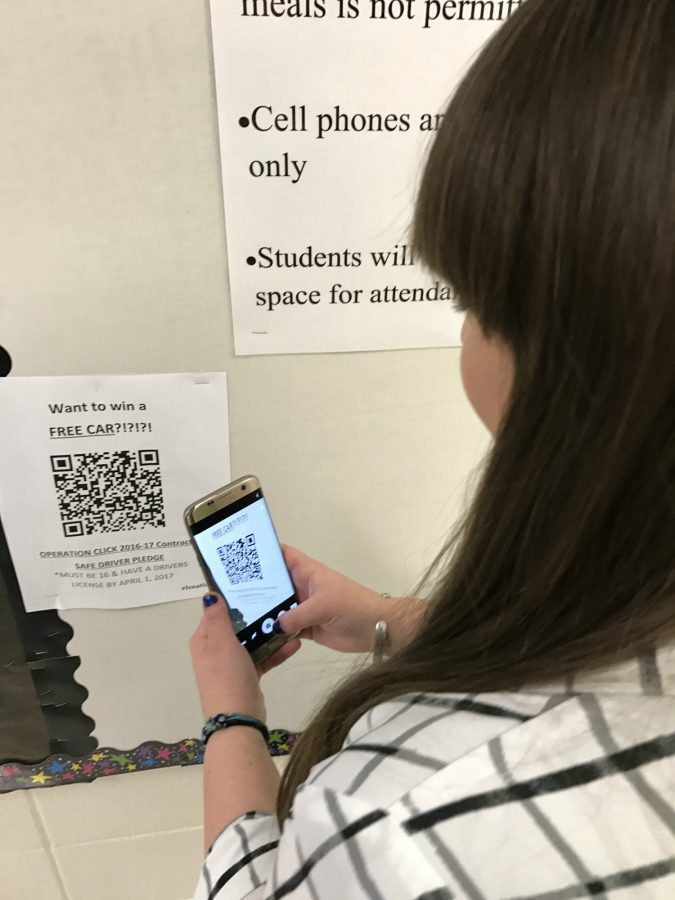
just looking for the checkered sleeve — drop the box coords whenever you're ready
[194,811,280,900]
[192,786,449,900]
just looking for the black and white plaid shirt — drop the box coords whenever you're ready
[195,645,675,899]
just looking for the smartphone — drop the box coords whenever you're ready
[184,475,298,664]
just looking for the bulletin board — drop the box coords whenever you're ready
[0,0,494,780]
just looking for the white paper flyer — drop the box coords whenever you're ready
[0,374,230,611]
[208,0,519,354]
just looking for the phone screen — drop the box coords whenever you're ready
[189,488,297,654]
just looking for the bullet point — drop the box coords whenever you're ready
[246,256,256,266]
[239,116,250,128]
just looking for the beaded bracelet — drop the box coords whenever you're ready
[201,713,270,748]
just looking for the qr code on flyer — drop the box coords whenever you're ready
[50,450,166,537]
[217,533,262,584]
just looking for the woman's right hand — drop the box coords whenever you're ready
[274,546,427,656]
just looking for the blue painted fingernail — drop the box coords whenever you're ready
[203,593,219,607]
[272,620,284,635]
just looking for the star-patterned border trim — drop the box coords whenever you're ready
[0,728,298,792]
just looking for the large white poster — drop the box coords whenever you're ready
[0,374,230,611]
[209,0,521,355]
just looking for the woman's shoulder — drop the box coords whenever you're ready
[303,688,558,806]
[386,689,675,897]
[296,689,675,897]
[305,682,675,812]
[344,688,553,752]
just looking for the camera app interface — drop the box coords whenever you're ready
[191,489,296,649]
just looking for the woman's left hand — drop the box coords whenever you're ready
[189,593,301,722]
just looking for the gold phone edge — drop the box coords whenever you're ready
[183,474,295,664]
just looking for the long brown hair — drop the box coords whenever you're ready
[278,0,675,822]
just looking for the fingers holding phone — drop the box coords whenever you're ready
[276,546,391,653]
[184,476,426,672]
[278,545,428,657]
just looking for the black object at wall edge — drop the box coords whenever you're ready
[0,356,96,764]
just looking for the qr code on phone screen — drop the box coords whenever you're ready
[217,533,262,584]
[50,450,165,537]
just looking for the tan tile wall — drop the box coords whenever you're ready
[0,758,288,900]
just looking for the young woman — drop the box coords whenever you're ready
[191,0,675,896]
